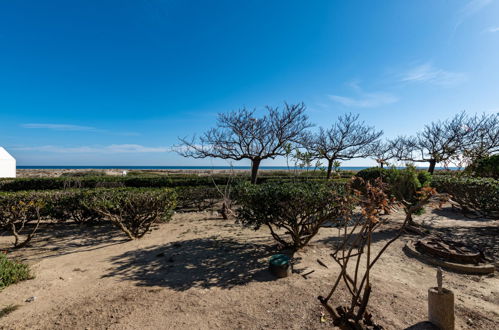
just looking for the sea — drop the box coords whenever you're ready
[17,166,457,171]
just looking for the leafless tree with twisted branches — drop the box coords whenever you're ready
[177,103,311,183]
[303,114,382,179]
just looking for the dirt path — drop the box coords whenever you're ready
[1,208,498,329]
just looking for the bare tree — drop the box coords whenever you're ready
[398,112,469,174]
[384,136,416,166]
[304,114,382,179]
[177,103,311,184]
[319,178,437,329]
[463,112,499,162]
[369,139,403,168]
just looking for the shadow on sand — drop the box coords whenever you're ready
[404,321,438,330]
[315,226,403,248]
[104,237,276,290]
[0,221,128,261]
[429,206,494,222]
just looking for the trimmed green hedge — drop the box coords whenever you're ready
[83,188,177,239]
[174,186,220,211]
[470,155,499,179]
[0,176,243,192]
[0,174,350,192]
[0,186,221,226]
[432,175,499,218]
[235,181,353,249]
[0,188,178,241]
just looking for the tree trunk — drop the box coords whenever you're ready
[326,159,333,180]
[380,163,384,169]
[405,212,415,226]
[250,158,261,184]
[428,159,437,174]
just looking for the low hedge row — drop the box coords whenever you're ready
[355,167,499,218]
[0,188,178,242]
[431,175,499,218]
[0,185,220,224]
[174,186,220,211]
[0,176,241,192]
[0,175,349,192]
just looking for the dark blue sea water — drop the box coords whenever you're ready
[17,165,457,171]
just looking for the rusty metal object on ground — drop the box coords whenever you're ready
[415,236,482,264]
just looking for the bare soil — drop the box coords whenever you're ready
[1,207,498,329]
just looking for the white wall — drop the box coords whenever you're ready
[0,158,16,178]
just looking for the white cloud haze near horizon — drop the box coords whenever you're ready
[13,144,170,154]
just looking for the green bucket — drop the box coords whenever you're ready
[269,254,292,278]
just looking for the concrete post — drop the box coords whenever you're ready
[428,268,455,330]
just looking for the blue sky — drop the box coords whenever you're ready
[1,0,498,166]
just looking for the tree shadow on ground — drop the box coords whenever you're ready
[1,221,128,261]
[315,226,403,248]
[104,237,276,290]
[429,206,495,222]
[430,225,499,260]
[404,321,438,330]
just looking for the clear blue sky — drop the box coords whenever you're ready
[1,0,498,166]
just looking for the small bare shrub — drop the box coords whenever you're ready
[319,177,437,329]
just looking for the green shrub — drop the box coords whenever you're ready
[355,167,389,182]
[387,167,430,203]
[432,170,462,176]
[174,186,219,211]
[432,176,499,218]
[352,166,436,224]
[352,167,390,193]
[0,174,349,193]
[83,188,177,239]
[60,170,107,177]
[417,171,432,186]
[43,190,101,223]
[0,175,248,192]
[469,155,499,179]
[0,192,45,248]
[0,253,32,289]
[385,166,436,223]
[236,182,354,250]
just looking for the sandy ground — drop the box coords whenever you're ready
[0,207,498,330]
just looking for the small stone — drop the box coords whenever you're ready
[25,296,36,303]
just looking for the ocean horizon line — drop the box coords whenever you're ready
[16,165,459,170]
